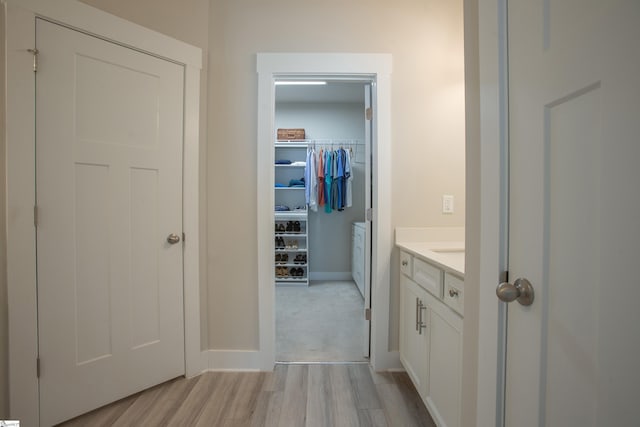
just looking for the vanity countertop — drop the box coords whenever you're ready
[395,227,465,277]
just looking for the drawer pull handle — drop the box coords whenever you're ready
[449,289,459,298]
[418,300,427,334]
[402,260,408,266]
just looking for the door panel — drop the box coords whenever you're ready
[505,1,640,426]
[36,19,185,425]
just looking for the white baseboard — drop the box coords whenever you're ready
[309,272,353,281]
[200,350,266,372]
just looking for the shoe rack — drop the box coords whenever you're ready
[274,212,308,285]
[274,141,309,285]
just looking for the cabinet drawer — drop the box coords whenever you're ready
[400,251,413,277]
[444,273,464,316]
[413,257,443,298]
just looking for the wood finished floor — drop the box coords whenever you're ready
[58,364,435,427]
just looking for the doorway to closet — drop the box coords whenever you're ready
[274,79,372,363]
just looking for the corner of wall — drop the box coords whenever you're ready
[0,2,9,417]
[462,0,480,426]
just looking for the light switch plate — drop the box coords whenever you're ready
[442,195,454,214]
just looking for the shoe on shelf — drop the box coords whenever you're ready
[281,254,289,264]
[293,221,301,232]
[275,254,282,263]
[278,223,285,232]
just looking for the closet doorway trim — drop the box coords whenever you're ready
[256,53,396,371]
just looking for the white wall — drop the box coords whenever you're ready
[208,0,465,352]
[275,101,366,275]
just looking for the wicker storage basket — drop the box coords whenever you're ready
[277,128,306,141]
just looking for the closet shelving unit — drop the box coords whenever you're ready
[275,140,309,286]
[274,139,364,286]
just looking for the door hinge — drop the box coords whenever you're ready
[365,308,371,321]
[365,107,373,121]
[34,205,39,228]
[27,48,39,72]
[36,357,41,378]
[366,208,373,221]
[182,232,186,243]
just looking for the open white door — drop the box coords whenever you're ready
[363,84,374,358]
[36,19,185,425]
[500,1,640,425]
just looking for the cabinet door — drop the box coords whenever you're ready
[399,275,429,399]
[424,291,463,427]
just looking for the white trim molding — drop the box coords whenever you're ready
[202,350,263,372]
[256,53,398,373]
[475,0,509,425]
[308,272,353,281]
[3,1,202,424]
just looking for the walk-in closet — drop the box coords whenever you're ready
[274,80,370,362]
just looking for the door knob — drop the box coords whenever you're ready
[167,233,181,244]
[496,278,534,306]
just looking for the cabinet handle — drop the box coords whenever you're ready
[449,289,459,298]
[402,260,408,266]
[418,300,427,335]
[415,297,420,331]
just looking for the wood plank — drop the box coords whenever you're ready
[224,372,266,423]
[192,372,241,425]
[277,364,308,426]
[357,408,389,427]
[328,365,360,427]
[165,373,219,425]
[391,372,435,427]
[305,365,332,427]
[348,364,383,410]
[136,375,201,425]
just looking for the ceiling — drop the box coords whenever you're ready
[275,81,365,104]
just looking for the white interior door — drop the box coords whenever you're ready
[502,1,640,426]
[36,19,185,425]
[363,83,374,358]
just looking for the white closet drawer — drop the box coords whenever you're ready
[413,257,442,298]
[400,251,413,277]
[443,272,464,315]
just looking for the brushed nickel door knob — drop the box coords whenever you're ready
[496,278,534,306]
[167,233,181,244]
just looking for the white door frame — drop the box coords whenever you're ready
[4,1,202,424]
[256,53,397,371]
[474,0,509,425]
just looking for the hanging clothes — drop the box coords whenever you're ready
[335,148,345,211]
[324,149,333,213]
[345,147,353,208]
[305,146,317,211]
[317,148,325,207]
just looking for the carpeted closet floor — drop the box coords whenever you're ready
[276,280,367,362]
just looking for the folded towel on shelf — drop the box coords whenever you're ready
[275,159,292,165]
[289,179,305,187]
[275,183,287,187]
[275,205,290,211]
[291,161,306,166]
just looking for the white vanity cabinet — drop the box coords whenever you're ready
[399,250,463,427]
[399,274,429,397]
